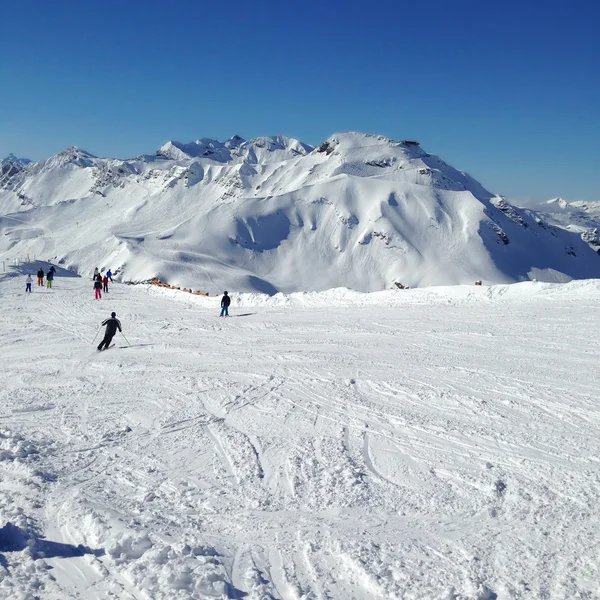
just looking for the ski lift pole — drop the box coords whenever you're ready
[120,331,131,346]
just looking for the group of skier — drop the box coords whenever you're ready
[26,266,55,292]
[25,265,116,296]
[23,264,233,351]
[93,268,113,300]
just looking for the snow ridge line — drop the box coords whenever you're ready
[149,278,600,310]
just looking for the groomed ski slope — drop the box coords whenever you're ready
[0,271,599,599]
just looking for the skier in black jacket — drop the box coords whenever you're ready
[220,291,231,317]
[98,312,122,350]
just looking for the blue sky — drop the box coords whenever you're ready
[1,0,598,201]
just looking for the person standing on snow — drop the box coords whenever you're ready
[102,275,109,293]
[93,267,99,280]
[106,268,113,282]
[46,268,54,288]
[37,268,44,286]
[25,274,32,293]
[98,311,122,351]
[94,278,103,300]
[220,291,231,317]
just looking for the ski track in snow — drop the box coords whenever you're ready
[0,273,599,599]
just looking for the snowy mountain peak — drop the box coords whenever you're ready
[156,139,231,162]
[224,134,245,148]
[1,154,32,187]
[546,197,569,209]
[246,135,309,151]
[2,153,17,164]
[318,132,428,162]
[310,132,488,198]
[1,153,32,166]
[59,145,95,157]
[42,146,98,170]
[233,135,313,163]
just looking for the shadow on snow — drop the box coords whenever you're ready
[0,522,104,560]
[2,260,80,280]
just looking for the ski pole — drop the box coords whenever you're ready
[120,331,131,346]
[91,327,102,345]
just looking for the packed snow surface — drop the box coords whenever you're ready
[1,133,599,293]
[1,267,599,599]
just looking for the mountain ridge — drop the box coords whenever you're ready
[1,132,598,293]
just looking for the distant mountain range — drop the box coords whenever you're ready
[1,134,599,293]
[533,198,600,252]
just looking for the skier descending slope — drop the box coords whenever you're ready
[94,278,103,300]
[98,312,122,351]
[220,291,231,317]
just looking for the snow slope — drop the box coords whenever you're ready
[0,269,599,599]
[1,133,599,293]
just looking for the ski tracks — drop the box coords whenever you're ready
[1,274,599,598]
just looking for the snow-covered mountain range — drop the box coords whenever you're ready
[1,134,599,293]
[533,197,600,253]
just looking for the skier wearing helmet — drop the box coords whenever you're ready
[98,312,122,350]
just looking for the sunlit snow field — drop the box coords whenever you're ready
[0,270,599,599]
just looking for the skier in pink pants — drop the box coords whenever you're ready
[94,279,102,300]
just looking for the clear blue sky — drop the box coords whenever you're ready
[1,0,598,201]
